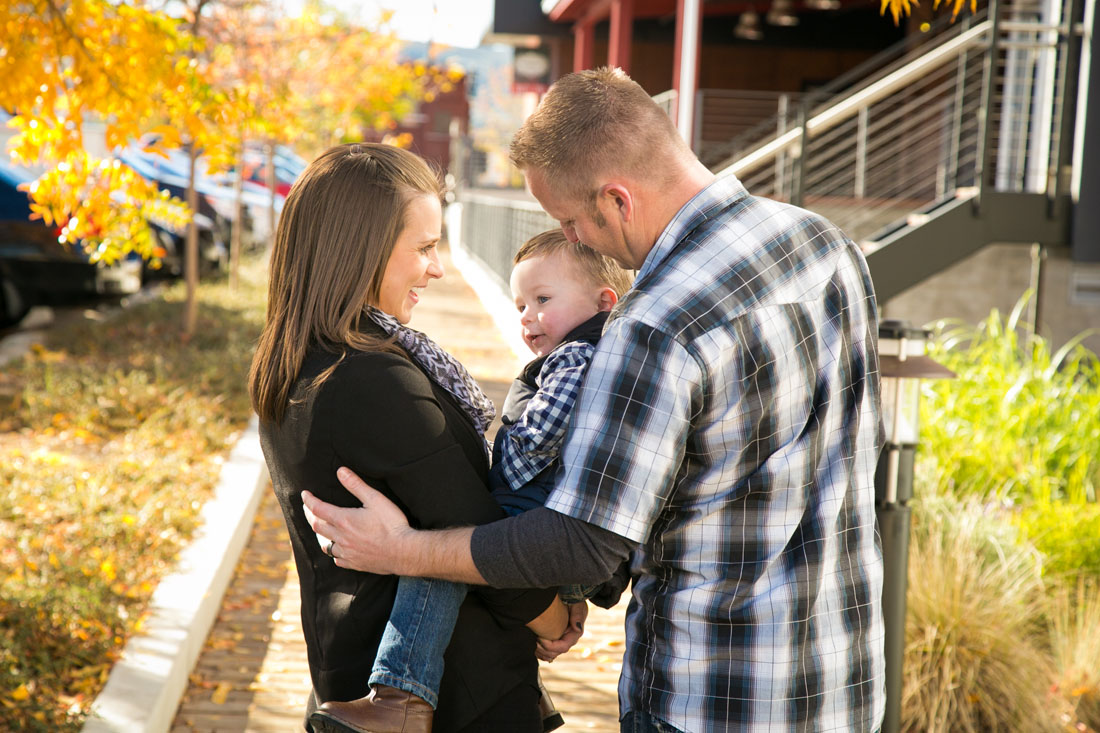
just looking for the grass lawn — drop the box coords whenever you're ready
[0,257,266,731]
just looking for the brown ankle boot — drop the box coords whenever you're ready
[308,685,433,733]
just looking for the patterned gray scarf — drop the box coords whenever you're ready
[365,307,496,435]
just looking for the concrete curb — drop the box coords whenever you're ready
[445,201,530,364]
[82,415,269,733]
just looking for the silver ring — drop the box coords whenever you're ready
[324,539,336,558]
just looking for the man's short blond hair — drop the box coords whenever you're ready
[515,230,634,297]
[509,67,690,202]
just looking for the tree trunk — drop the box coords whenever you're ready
[230,140,245,290]
[183,144,200,337]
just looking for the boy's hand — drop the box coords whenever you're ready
[536,601,588,662]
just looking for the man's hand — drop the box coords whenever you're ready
[302,467,414,575]
[303,467,485,583]
[536,601,589,663]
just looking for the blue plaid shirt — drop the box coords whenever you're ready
[545,175,886,732]
[497,341,596,491]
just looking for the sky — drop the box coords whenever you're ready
[335,0,496,49]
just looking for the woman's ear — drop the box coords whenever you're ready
[596,287,618,312]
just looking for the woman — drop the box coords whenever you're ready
[248,143,564,733]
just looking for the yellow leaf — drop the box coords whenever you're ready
[11,684,29,701]
[211,681,232,704]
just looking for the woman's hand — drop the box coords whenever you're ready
[534,601,588,663]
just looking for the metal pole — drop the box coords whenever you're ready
[1051,0,1085,200]
[876,444,915,733]
[776,94,790,198]
[855,106,869,199]
[947,49,968,193]
[876,320,917,733]
[976,0,1003,210]
[792,99,810,207]
[676,0,701,148]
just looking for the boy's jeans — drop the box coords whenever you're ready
[369,576,466,709]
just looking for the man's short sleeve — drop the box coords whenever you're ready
[545,317,702,542]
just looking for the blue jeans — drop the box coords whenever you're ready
[620,710,686,733]
[369,576,466,709]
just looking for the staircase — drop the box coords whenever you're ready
[713,0,1083,301]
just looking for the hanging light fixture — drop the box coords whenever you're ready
[805,0,841,9]
[734,10,764,40]
[766,0,800,25]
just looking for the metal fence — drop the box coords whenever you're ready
[456,191,558,287]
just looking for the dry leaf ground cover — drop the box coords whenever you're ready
[0,258,265,731]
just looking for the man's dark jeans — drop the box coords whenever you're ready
[620,710,686,733]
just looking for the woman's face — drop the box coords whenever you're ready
[376,194,444,324]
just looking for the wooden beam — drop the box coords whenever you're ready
[608,0,635,72]
[573,19,596,71]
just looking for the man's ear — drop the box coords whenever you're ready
[596,287,618,311]
[599,183,633,223]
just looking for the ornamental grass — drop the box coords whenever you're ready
[902,496,1057,733]
[1050,578,1100,731]
[0,257,265,731]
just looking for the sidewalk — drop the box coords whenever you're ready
[171,242,626,732]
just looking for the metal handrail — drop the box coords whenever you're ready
[710,0,1081,245]
[721,21,993,179]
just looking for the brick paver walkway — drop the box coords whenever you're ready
[172,243,625,731]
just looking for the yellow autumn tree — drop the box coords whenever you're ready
[282,4,464,155]
[0,0,193,265]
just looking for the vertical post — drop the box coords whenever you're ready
[776,94,789,199]
[947,50,968,193]
[693,89,705,157]
[609,0,634,73]
[975,0,1002,209]
[1052,0,1085,199]
[855,106,869,200]
[675,0,702,147]
[791,99,810,207]
[1071,0,1100,260]
[875,321,916,733]
[573,20,595,71]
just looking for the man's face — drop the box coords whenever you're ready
[526,169,635,269]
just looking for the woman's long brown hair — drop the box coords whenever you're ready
[248,143,443,424]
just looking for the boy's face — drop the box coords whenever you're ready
[510,252,611,357]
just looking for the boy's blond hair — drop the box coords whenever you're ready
[515,230,633,297]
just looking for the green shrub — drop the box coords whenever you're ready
[903,496,1058,732]
[1015,501,1100,580]
[917,296,1100,507]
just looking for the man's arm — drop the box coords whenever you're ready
[302,467,637,587]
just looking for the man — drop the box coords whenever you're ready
[304,67,885,732]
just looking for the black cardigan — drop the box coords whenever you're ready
[259,332,556,732]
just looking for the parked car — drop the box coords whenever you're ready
[0,258,30,330]
[239,143,307,197]
[0,160,143,319]
[120,142,285,254]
